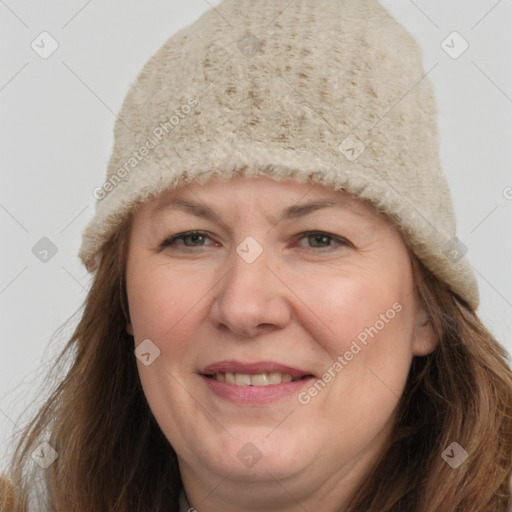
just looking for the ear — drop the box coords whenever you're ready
[411,299,438,357]
[126,321,134,336]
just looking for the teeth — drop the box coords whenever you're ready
[214,372,296,386]
[251,373,269,386]
[268,371,281,385]
[235,373,251,386]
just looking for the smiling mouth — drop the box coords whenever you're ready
[202,372,314,386]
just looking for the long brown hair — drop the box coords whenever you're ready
[1,210,511,512]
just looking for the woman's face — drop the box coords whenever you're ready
[125,175,437,509]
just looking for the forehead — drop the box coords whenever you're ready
[144,176,384,225]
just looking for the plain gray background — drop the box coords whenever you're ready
[1,0,511,470]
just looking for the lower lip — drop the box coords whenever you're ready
[201,375,314,405]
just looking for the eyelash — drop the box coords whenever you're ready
[159,230,352,252]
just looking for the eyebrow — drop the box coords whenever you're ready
[150,197,370,224]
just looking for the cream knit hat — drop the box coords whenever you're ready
[78,0,479,309]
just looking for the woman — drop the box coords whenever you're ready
[2,0,511,510]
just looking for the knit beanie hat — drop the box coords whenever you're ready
[78,0,480,309]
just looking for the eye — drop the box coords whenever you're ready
[159,230,352,252]
[160,230,214,249]
[291,231,352,251]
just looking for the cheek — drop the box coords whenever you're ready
[302,260,416,414]
[128,262,207,443]
[127,260,202,344]
[297,261,413,355]
[299,282,415,460]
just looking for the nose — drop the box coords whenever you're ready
[209,243,293,338]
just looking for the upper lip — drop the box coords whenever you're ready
[200,360,315,379]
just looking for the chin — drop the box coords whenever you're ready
[195,431,313,480]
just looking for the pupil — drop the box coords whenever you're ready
[312,234,327,247]
[187,233,202,245]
